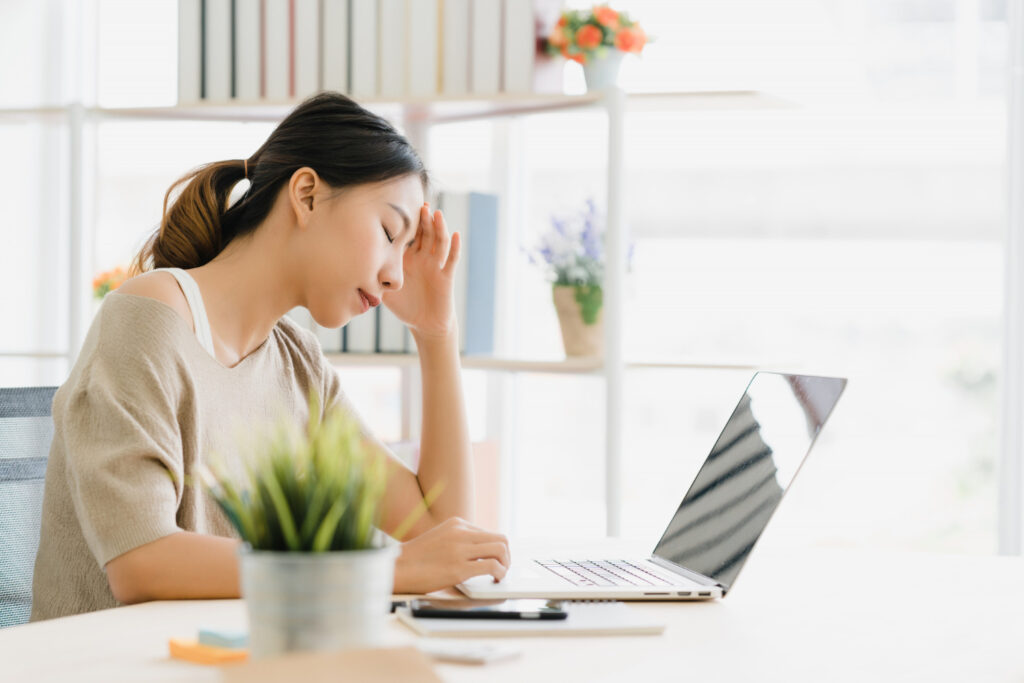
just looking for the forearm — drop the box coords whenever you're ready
[413,328,474,522]
[105,531,241,604]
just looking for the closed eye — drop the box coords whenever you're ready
[382,225,394,244]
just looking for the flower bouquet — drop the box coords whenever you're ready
[542,4,650,90]
[92,266,128,300]
[529,198,606,356]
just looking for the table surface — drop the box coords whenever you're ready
[4,538,1023,683]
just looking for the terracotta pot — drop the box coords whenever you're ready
[553,285,604,357]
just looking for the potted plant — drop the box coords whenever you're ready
[529,198,607,357]
[200,396,433,659]
[542,4,650,91]
[92,265,128,299]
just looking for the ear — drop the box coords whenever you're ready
[288,167,320,228]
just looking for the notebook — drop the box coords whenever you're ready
[396,601,665,637]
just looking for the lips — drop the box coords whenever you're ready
[358,289,381,312]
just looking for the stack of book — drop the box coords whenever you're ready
[178,0,566,104]
[289,190,499,356]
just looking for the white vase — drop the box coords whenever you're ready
[238,544,399,659]
[582,49,625,92]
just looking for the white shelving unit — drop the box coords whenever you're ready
[1,88,781,535]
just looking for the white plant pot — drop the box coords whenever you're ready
[583,49,625,92]
[238,544,399,659]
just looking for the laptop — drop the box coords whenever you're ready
[457,371,847,601]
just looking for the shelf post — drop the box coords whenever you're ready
[67,102,90,361]
[603,86,627,537]
[1000,0,1024,554]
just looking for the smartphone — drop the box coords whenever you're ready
[408,598,568,620]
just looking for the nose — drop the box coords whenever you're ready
[379,252,404,292]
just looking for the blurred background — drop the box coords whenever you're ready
[0,0,1009,554]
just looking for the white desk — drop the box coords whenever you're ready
[3,541,1022,682]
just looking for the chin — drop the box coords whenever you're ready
[310,308,352,330]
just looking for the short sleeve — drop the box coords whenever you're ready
[60,317,186,567]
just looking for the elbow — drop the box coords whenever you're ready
[105,553,155,605]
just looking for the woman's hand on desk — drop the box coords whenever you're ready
[393,517,510,594]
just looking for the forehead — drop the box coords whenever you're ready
[352,175,424,211]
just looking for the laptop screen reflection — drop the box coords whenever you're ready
[652,373,846,592]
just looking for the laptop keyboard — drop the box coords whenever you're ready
[535,559,679,588]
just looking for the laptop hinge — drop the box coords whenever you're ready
[650,556,723,590]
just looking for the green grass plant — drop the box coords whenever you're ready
[200,394,396,552]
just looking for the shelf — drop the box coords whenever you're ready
[326,353,765,374]
[0,90,789,125]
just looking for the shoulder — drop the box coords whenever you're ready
[114,270,194,332]
[273,314,325,368]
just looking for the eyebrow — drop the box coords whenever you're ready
[387,203,412,232]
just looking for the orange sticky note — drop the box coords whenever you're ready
[169,638,250,665]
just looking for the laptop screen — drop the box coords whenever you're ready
[652,372,846,592]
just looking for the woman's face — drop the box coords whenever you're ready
[299,172,425,329]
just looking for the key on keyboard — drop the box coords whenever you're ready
[535,559,677,588]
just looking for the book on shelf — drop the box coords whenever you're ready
[407,0,439,97]
[378,0,407,99]
[349,0,378,97]
[464,191,499,355]
[437,190,499,355]
[203,0,232,101]
[469,0,501,95]
[503,0,535,94]
[234,0,261,100]
[377,307,409,353]
[343,307,377,353]
[440,0,470,96]
[294,0,321,98]
[177,0,567,104]
[437,191,469,351]
[263,0,291,99]
[320,0,350,93]
[178,0,202,103]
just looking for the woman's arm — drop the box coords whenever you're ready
[105,532,241,604]
[106,523,509,600]
[412,326,473,523]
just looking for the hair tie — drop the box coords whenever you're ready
[243,158,248,180]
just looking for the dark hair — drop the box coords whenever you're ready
[131,91,430,274]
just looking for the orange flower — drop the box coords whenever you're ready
[548,26,568,48]
[556,15,567,28]
[569,52,586,65]
[575,24,603,50]
[594,6,619,27]
[615,25,646,53]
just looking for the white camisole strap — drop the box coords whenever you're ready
[154,267,217,358]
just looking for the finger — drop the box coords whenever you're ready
[410,215,425,253]
[462,541,511,569]
[442,230,462,276]
[432,210,451,265]
[453,525,509,546]
[459,558,507,584]
[417,203,435,255]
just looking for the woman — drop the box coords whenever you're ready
[30,92,510,621]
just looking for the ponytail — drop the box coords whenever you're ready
[130,159,247,275]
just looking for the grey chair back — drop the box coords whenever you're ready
[0,386,57,628]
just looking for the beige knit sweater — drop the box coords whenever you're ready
[30,292,362,621]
